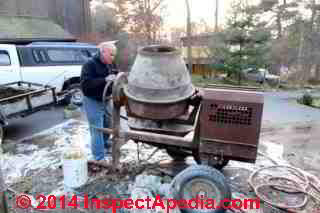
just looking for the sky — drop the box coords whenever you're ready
[91,0,313,31]
[91,0,260,30]
[163,0,233,29]
[92,0,315,33]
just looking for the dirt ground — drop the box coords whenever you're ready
[2,118,320,213]
[260,121,320,178]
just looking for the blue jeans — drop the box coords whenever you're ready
[83,96,113,161]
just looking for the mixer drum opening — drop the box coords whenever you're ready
[141,46,176,53]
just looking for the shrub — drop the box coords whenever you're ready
[299,93,314,106]
[308,78,320,85]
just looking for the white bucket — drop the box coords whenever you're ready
[62,149,88,188]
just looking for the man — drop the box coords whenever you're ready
[80,42,118,161]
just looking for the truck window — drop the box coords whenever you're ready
[0,51,11,66]
[47,49,86,63]
[39,50,48,63]
[32,50,41,63]
[31,49,48,64]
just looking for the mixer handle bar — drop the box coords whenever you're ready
[102,80,114,104]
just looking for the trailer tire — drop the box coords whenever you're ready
[64,83,83,106]
[170,165,231,213]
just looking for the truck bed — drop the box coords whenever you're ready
[0,81,57,119]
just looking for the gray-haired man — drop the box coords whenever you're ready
[80,42,118,161]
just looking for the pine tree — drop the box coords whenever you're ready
[209,0,271,85]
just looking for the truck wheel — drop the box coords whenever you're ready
[170,165,231,213]
[65,83,83,106]
[166,147,190,161]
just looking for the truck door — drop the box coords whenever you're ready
[0,45,21,85]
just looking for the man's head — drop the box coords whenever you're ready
[98,42,117,65]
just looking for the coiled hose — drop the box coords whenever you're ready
[248,151,320,210]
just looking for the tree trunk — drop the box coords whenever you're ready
[302,0,317,85]
[297,21,305,85]
[316,64,320,80]
[276,12,282,39]
[185,0,192,74]
[146,0,152,44]
[238,42,242,85]
[215,0,219,32]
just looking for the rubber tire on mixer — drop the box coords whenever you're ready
[170,165,231,213]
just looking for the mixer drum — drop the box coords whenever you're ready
[124,45,195,120]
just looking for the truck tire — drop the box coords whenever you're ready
[64,83,83,106]
[170,165,231,213]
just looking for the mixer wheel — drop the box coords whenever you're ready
[170,165,231,213]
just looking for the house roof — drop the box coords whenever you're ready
[0,16,75,44]
[181,32,217,47]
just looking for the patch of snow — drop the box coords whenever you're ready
[264,141,284,161]
[0,119,93,186]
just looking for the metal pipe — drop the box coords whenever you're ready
[125,129,193,149]
[94,127,114,135]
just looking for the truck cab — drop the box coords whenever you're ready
[0,44,22,84]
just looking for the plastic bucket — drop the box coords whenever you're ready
[62,155,88,188]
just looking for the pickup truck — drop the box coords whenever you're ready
[0,42,98,105]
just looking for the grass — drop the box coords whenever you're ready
[313,98,320,108]
[297,95,320,109]
[191,74,269,89]
[191,74,320,92]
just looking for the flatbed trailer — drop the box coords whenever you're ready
[0,81,58,144]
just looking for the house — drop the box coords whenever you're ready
[180,33,221,77]
[0,16,75,44]
[0,0,91,38]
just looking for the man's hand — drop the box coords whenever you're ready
[105,74,117,82]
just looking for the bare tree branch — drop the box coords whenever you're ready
[151,0,164,13]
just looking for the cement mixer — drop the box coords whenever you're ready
[99,45,264,213]
[101,45,264,170]
[102,45,264,169]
